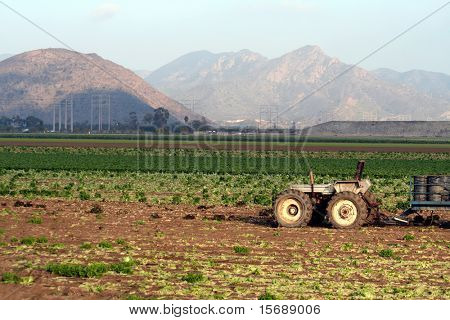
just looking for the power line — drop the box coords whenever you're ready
[278,1,450,118]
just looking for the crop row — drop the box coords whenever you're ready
[2,146,450,161]
[0,151,448,177]
[1,133,448,144]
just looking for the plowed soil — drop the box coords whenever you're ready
[1,140,449,153]
[0,198,449,300]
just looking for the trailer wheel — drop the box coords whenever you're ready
[273,190,313,227]
[326,192,368,229]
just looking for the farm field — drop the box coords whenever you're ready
[0,134,449,153]
[0,198,449,300]
[0,146,449,211]
[0,140,449,300]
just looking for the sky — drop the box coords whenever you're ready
[0,0,449,74]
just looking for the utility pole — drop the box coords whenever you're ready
[108,94,111,132]
[58,101,61,132]
[70,96,73,133]
[258,105,280,129]
[52,103,56,132]
[180,98,199,113]
[90,95,94,132]
[64,99,68,131]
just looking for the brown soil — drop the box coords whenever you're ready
[1,140,449,153]
[0,198,448,300]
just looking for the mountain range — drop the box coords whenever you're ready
[146,46,450,126]
[1,47,449,128]
[0,49,198,125]
[0,54,13,62]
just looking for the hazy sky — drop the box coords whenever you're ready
[1,0,449,74]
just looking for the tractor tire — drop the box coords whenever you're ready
[326,192,368,229]
[273,189,313,227]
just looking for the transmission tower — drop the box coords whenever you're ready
[180,97,199,113]
[258,105,280,129]
[91,93,111,132]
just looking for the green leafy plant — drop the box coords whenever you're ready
[181,272,204,283]
[20,237,36,246]
[80,242,93,250]
[46,259,135,278]
[403,234,415,241]
[98,241,113,249]
[29,216,42,224]
[258,291,277,300]
[233,246,249,255]
[1,272,21,284]
[379,249,394,258]
[37,236,48,244]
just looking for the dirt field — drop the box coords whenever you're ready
[0,198,448,300]
[1,139,449,153]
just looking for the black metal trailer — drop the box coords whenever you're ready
[392,175,450,226]
[409,175,450,211]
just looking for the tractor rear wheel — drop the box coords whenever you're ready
[326,192,368,229]
[273,190,313,227]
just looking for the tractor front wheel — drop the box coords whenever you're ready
[273,190,313,227]
[326,192,368,229]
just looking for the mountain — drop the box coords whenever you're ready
[0,49,199,124]
[373,68,450,100]
[146,46,450,126]
[133,69,152,79]
[0,54,13,62]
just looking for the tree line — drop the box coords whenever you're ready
[0,107,214,133]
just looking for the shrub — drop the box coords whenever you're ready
[379,249,394,258]
[181,273,204,283]
[233,246,249,255]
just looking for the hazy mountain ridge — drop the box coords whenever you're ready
[373,68,450,100]
[0,49,198,124]
[0,54,13,62]
[147,46,450,125]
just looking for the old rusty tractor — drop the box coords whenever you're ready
[273,160,379,229]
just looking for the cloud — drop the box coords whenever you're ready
[91,3,120,21]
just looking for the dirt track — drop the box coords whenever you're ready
[0,140,449,153]
[0,198,449,300]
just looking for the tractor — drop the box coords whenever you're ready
[273,160,379,229]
